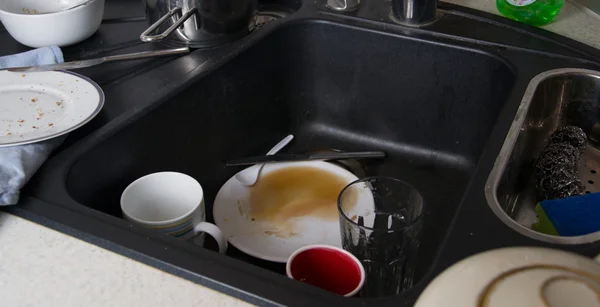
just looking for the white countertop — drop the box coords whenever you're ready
[0,213,254,307]
[1,1,599,306]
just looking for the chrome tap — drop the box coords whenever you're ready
[327,0,360,12]
[326,0,437,27]
[391,0,438,26]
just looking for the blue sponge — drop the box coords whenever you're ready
[538,192,600,236]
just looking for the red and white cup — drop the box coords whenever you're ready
[286,244,366,297]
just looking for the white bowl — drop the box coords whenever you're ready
[0,0,104,48]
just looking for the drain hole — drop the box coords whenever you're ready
[592,170,597,174]
[586,191,592,194]
[254,11,288,30]
[589,180,595,184]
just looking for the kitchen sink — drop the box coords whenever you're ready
[65,20,515,284]
[486,68,600,244]
[7,0,600,306]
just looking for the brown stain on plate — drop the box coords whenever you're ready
[248,166,356,224]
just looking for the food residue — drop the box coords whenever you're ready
[56,101,62,106]
[17,119,24,123]
[237,201,244,216]
[31,98,37,102]
[22,8,39,14]
[5,132,11,136]
[21,74,25,78]
[48,123,53,127]
[248,166,356,222]
[264,229,300,238]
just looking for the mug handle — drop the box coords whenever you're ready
[193,222,228,254]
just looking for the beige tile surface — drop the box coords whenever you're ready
[0,212,254,307]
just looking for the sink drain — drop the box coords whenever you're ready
[579,143,600,194]
[254,10,288,30]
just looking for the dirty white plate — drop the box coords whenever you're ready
[0,70,104,147]
[213,161,361,263]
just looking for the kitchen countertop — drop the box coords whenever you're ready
[0,212,254,307]
[448,0,600,50]
[1,1,599,306]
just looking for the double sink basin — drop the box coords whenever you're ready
[6,0,600,306]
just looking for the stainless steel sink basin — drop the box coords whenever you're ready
[486,68,600,244]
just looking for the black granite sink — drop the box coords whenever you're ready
[5,0,600,306]
[64,20,515,287]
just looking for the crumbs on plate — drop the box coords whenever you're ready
[22,8,39,14]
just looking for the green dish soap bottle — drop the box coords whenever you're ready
[496,0,564,26]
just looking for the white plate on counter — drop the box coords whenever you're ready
[213,161,362,263]
[0,70,104,147]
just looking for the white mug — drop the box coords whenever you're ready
[120,172,227,253]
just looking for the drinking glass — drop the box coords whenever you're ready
[337,177,424,297]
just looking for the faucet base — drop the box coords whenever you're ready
[389,11,437,28]
[391,0,437,27]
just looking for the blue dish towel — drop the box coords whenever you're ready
[0,46,65,205]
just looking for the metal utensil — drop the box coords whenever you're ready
[225,151,386,166]
[57,0,96,13]
[5,47,190,72]
[234,135,294,186]
[31,0,96,14]
[140,0,257,48]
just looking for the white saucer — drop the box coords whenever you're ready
[415,247,600,307]
[0,70,104,147]
[213,161,360,263]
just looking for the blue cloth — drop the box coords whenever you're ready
[541,192,600,236]
[0,46,63,68]
[0,46,65,205]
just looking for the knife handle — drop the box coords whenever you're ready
[225,151,386,166]
[308,151,386,160]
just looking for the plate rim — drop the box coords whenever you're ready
[213,161,358,263]
[0,70,105,147]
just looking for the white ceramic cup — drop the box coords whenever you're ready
[120,172,227,253]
